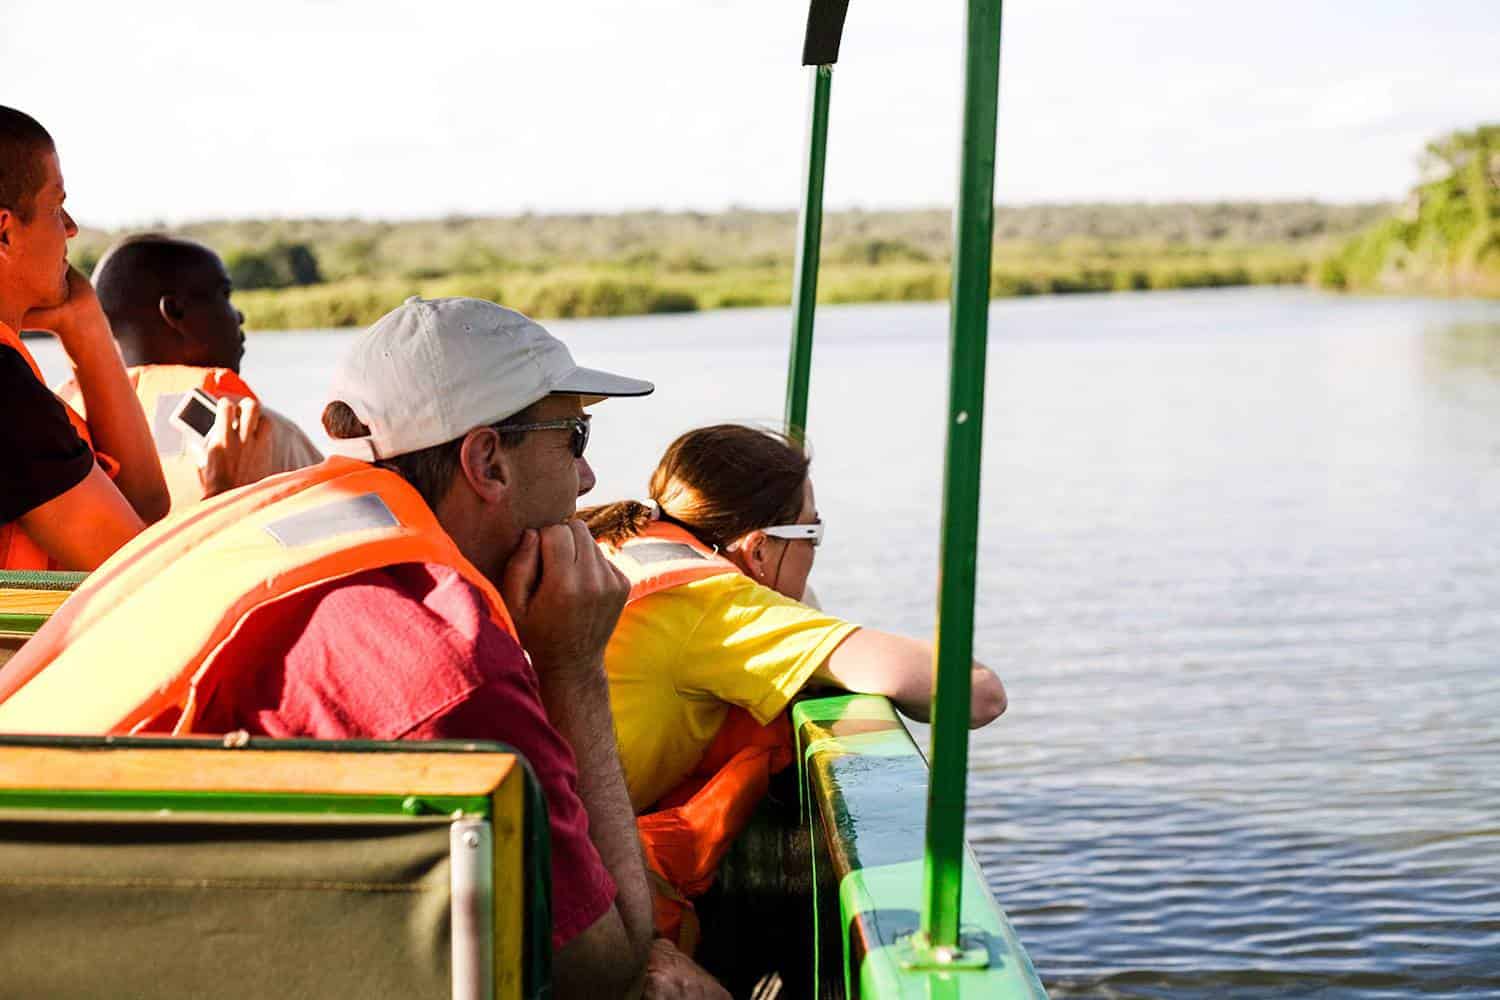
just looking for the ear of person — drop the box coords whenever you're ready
[748,531,770,579]
[461,428,510,496]
[160,296,189,335]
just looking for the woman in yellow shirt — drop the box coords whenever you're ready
[582,423,1008,813]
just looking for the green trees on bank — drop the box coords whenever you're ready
[1319,124,1499,297]
[71,203,1387,330]
[224,242,323,290]
[67,126,1500,330]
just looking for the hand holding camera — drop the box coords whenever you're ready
[171,389,273,497]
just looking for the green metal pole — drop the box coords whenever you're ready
[921,0,1004,954]
[785,63,833,439]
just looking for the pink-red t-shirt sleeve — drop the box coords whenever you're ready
[400,618,620,951]
[197,562,616,951]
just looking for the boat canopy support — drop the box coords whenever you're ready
[786,64,833,438]
[785,0,848,437]
[801,0,851,65]
[918,0,1006,961]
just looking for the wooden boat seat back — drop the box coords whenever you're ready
[0,735,551,1000]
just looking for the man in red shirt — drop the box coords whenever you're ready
[193,297,665,998]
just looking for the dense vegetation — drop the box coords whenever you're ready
[1319,125,1499,297]
[71,202,1388,330]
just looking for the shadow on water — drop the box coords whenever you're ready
[969,781,1500,1000]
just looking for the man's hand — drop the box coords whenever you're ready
[504,524,655,999]
[196,396,273,497]
[21,265,111,351]
[643,939,732,1000]
[22,264,172,522]
[500,520,629,678]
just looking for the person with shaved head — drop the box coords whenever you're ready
[62,234,321,510]
[0,106,182,570]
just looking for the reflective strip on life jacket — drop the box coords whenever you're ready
[0,457,516,736]
[61,364,259,513]
[602,519,796,951]
[0,324,119,571]
[601,520,740,605]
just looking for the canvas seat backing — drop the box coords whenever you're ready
[0,735,550,1000]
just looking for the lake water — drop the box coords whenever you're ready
[31,287,1500,998]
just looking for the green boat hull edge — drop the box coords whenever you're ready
[795,694,1047,999]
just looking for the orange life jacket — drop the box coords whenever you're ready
[0,324,119,571]
[61,364,258,513]
[601,520,797,952]
[0,457,517,737]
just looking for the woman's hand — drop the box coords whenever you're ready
[968,663,1008,727]
[814,629,1008,727]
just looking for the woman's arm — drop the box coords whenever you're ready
[812,628,1007,727]
[24,267,170,523]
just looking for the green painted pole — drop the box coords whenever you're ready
[921,0,1004,953]
[785,63,833,439]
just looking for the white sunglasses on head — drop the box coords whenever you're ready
[761,521,824,547]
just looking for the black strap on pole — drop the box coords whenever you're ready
[802,0,851,65]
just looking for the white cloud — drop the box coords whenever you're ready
[4,0,1495,226]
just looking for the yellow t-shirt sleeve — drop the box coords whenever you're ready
[671,573,859,725]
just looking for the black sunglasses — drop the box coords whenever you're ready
[502,415,591,458]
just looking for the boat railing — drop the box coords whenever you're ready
[795,693,1045,996]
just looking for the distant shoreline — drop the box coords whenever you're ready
[64,202,1395,331]
[227,253,1311,331]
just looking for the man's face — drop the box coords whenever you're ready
[176,251,246,371]
[3,148,76,310]
[503,393,597,530]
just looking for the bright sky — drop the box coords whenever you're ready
[5,0,1496,227]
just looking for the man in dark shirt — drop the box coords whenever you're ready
[0,349,95,529]
[0,106,254,568]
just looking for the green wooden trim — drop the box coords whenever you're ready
[0,789,492,817]
[0,613,48,637]
[793,694,1047,999]
[519,762,553,1000]
[0,570,87,590]
[0,732,514,755]
[0,735,531,818]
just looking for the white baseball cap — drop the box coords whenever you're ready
[327,296,653,460]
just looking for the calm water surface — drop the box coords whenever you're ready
[33,288,1500,998]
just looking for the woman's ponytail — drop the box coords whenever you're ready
[579,500,655,545]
